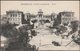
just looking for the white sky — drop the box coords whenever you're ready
[1,1,79,20]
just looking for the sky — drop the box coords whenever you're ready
[1,1,79,20]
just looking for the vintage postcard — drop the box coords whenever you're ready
[1,1,80,51]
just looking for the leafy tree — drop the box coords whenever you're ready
[53,18,59,28]
[31,20,37,23]
[71,20,78,33]
[45,19,50,23]
[18,25,32,47]
[1,23,19,42]
[67,20,79,37]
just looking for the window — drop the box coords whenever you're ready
[10,14,13,17]
[14,14,17,17]
[18,13,21,17]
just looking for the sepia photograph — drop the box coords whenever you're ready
[0,1,80,51]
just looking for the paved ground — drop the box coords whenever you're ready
[29,24,80,50]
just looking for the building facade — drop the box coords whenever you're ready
[6,10,24,25]
[57,11,74,25]
[24,9,57,28]
[24,13,31,21]
[24,9,56,24]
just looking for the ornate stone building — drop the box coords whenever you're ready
[57,11,74,25]
[6,10,24,25]
[24,9,56,25]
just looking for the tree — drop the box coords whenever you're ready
[18,25,29,43]
[31,20,37,23]
[53,18,59,28]
[31,30,36,36]
[18,25,33,47]
[71,20,78,33]
[1,23,16,37]
[67,20,79,37]
[45,19,50,23]
[1,23,21,51]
